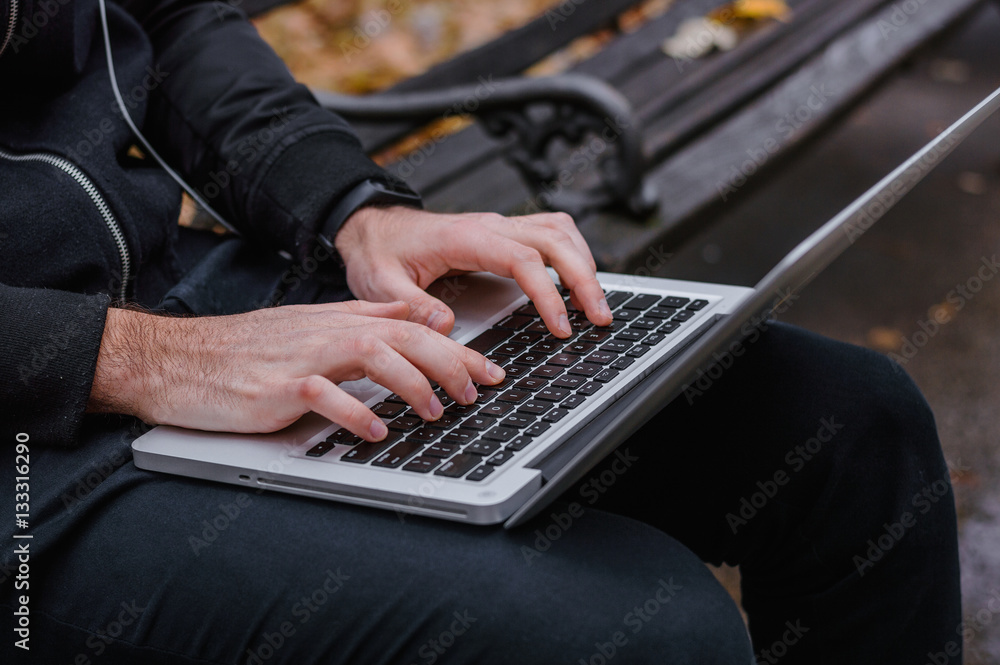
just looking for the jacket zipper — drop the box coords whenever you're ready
[0,147,132,300]
[0,0,16,59]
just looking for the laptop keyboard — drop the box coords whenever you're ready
[304,289,711,481]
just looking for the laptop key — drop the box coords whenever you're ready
[604,291,633,309]
[515,303,539,317]
[435,453,481,478]
[511,331,543,345]
[644,333,667,346]
[580,330,612,343]
[487,450,515,466]
[408,427,444,443]
[568,362,601,377]
[513,352,546,366]
[479,402,514,418]
[543,408,570,423]
[503,364,530,378]
[672,310,695,322]
[646,307,678,319]
[548,353,577,367]
[536,387,570,402]
[519,400,553,415]
[441,428,478,446]
[497,389,532,403]
[372,402,406,418]
[482,427,519,443]
[530,365,564,379]
[305,440,336,457]
[622,294,660,310]
[610,356,635,371]
[387,416,422,432]
[565,342,596,355]
[659,321,681,333]
[631,318,659,330]
[687,299,709,311]
[467,440,501,456]
[402,456,441,473]
[627,345,652,359]
[561,394,587,409]
[340,434,401,463]
[384,393,407,404]
[660,296,690,308]
[585,350,617,365]
[615,329,646,342]
[578,382,603,396]
[426,413,462,429]
[494,342,528,356]
[525,422,551,437]
[514,377,548,391]
[450,403,478,416]
[594,368,619,383]
[501,413,536,429]
[327,427,362,445]
[466,465,495,482]
[506,437,533,451]
[467,327,510,354]
[613,308,638,322]
[460,416,493,431]
[552,375,586,390]
[425,442,461,458]
[532,339,561,354]
[371,441,424,468]
[497,315,532,330]
[475,388,497,402]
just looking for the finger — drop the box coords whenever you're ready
[304,299,411,320]
[292,375,388,442]
[519,212,598,273]
[374,269,457,335]
[378,323,505,405]
[355,339,444,420]
[501,215,612,327]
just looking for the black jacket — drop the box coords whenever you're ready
[0,0,400,446]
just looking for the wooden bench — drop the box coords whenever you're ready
[244,0,989,272]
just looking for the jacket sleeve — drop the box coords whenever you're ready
[116,0,405,260]
[0,284,110,447]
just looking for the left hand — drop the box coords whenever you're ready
[333,206,613,337]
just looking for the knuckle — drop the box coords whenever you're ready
[297,375,326,403]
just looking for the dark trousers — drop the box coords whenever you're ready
[1,320,961,665]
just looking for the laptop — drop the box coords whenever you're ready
[132,85,1000,528]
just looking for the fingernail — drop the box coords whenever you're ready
[427,310,444,332]
[428,395,444,419]
[486,360,505,382]
[464,380,478,404]
[369,419,388,440]
[558,313,570,336]
[599,298,612,320]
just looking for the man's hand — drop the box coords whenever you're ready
[88,300,505,441]
[334,207,614,336]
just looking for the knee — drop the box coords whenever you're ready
[491,514,753,664]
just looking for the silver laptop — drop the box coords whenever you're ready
[132,85,1000,528]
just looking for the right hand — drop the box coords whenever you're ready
[87,300,506,441]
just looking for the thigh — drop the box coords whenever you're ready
[2,419,751,665]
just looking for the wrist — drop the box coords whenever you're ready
[317,178,421,259]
